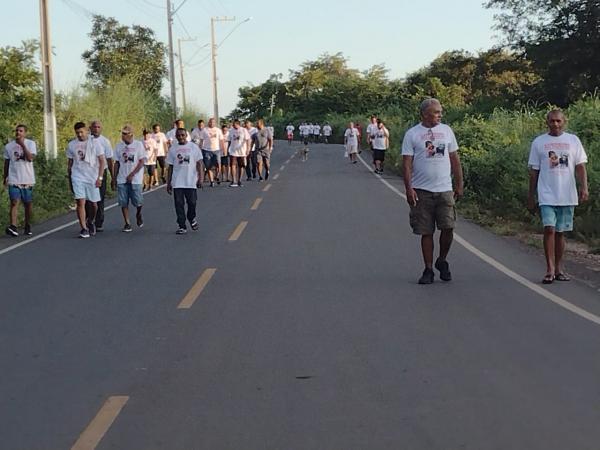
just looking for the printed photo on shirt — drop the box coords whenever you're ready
[176,153,191,164]
[548,150,568,168]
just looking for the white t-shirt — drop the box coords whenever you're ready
[67,138,105,184]
[199,127,224,152]
[313,125,321,135]
[92,135,113,160]
[367,122,378,140]
[286,125,295,134]
[115,140,147,185]
[245,126,258,152]
[190,127,204,145]
[323,125,332,136]
[372,127,389,150]
[144,137,158,165]
[167,142,203,189]
[528,132,588,206]
[228,127,250,157]
[401,123,458,193]
[4,139,37,185]
[152,131,168,157]
[344,128,360,146]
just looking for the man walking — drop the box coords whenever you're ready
[402,98,463,284]
[89,120,113,232]
[167,128,203,234]
[286,123,295,144]
[372,119,389,174]
[199,117,225,187]
[67,122,106,238]
[255,119,273,181]
[113,125,147,232]
[323,123,332,144]
[3,125,36,236]
[152,123,169,183]
[244,120,258,181]
[344,122,360,164]
[527,110,589,284]
[227,119,250,187]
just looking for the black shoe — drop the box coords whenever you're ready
[210,181,214,188]
[435,258,452,281]
[95,225,104,232]
[190,219,199,231]
[89,223,96,236]
[265,171,269,180]
[136,212,144,228]
[79,228,90,239]
[246,177,251,181]
[418,268,435,285]
[176,227,187,235]
[216,177,221,185]
[238,181,243,187]
[6,225,18,237]
[122,224,132,233]
[24,224,32,236]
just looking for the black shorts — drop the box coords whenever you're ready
[146,165,156,176]
[229,156,246,167]
[157,156,166,169]
[220,156,229,166]
[373,149,386,162]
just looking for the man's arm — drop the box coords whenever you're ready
[166,165,173,194]
[3,159,9,186]
[67,158,74,193]
[196,161,204,187]
[112,161,120,190]
[96,155,106,188]
[449,151,464,199]
[528,168,539,212]
[126,159,145,183]
[403,155,418,207]
[19,140,35,162]
[576,163,589,202]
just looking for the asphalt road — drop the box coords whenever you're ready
[1,140,600,450]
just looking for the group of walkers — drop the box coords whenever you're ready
[3,117,273,238]
[3,98,590,284]
[286,122,333,144]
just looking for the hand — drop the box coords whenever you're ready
[16,137,26,148]
[527,196,537,214]
[454,185,464,201]
[95,178,102,188]
[580,188,589,202]
[126,175,133,183]
[166,184,172,195]
[196,181,203,189]
[111,179,117,191]
[406,188,419,207]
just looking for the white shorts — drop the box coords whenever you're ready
[346,144,358,154]
[72,180,100,202]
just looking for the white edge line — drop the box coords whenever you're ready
[0,184,166,256]
[356,153,600,326]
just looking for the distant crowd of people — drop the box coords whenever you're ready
[3,99,589,284]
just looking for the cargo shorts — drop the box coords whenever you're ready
[409,189,456,235]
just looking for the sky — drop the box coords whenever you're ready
[4,0,499,117]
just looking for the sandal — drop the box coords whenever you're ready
[555,273,571,282]
[542,274,555,284]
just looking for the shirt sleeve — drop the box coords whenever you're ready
[29,140,37,155]
[3,144,9,160]
[447,127,458,153]
[138,143,147,162]
[401,130,414,156]
[527,139,541,170]
[574,136,588,165]
[66,143,74,160]
[166,148,174,165]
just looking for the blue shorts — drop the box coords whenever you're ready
[72,180,101,202]
[202,150,219,169]
[540,205,575,232]
[117,183,144,208]
[8,185,33,203]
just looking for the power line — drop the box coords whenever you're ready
[60,0,95,20]
[140,0,166,8]
[175,12,193,40]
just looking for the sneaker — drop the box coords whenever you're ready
[238,181,243,187]
[216,177,221,185]
[353,160,358,164]
[136,212,144,228]
[96,225,104,232]
[374,169,380,174]
[434,258,452,281]
[246,177,251,181]
[79,228,90,239]
[122,223,132,233]
[176,227,187,235]
[418,268,435,285]
[89,223,96,236]
[229,183,238,187]
[5,225,18,237]
[258,177,263,183]
[190,220,199,231]
[24,224,32,236]
[210,181,214,188]
[265,171,269,180]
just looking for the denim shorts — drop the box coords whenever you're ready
[8,185,33,203]
[117,183,144,208]
[540,205,575,232]
[72,180,100,202]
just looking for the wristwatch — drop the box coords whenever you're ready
[98,176,104,180]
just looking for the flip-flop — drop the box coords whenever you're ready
[542,274,555,284]
[555,273,571,281]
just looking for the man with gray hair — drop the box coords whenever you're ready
[89,120,113,232]
[401,98,464,284]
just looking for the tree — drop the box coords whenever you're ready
[82,15,167,93]
[0,41,43,143]
[485,0,600,104]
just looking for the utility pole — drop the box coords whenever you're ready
[210,16,235,126]
[39,0,57,158]
[166,0,177,119]
[177,37,196,114]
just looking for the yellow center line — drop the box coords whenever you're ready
[228,221,248,241]
[273,174,280,180]
[262,183,272,192]
[251,197,263,211]
[71,396,129,450]
[177,268,217,309]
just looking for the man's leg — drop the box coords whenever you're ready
[85,200,95,228]
[185,188,197,224]
[438,229,454,261]
[9,198,19,227]
[95,173,107,228]
[543,226,556,277]
[251,152,258,178]
[421,234,434,269]
[76,199,88,230]
[173,189,186,228]
[24,201,33,228]
[121,206,130,225]
[264,155,270,179]
[554,232,565,275]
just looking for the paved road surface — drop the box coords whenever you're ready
[1,141,600,450]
